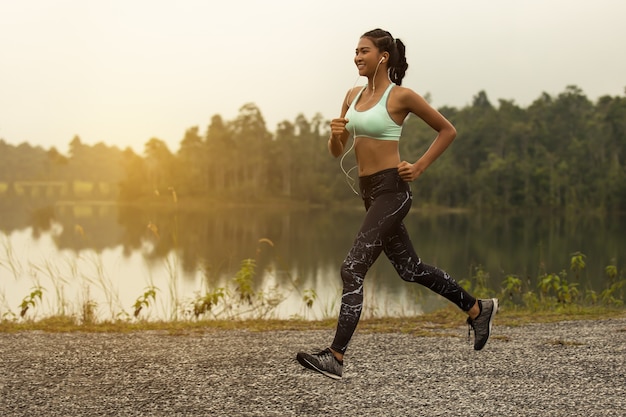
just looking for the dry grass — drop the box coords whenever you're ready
[2,305,624,335]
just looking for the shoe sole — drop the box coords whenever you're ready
[477,298,499,351]
[488,298,499,337]
[296,355,342,380]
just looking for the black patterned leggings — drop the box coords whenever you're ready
[331,168,476,354]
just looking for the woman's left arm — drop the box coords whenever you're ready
[395,88,457,182]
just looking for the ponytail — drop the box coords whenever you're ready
[361,29,409,85]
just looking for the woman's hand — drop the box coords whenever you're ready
[330,118,349,140]
[328,118,350,157]
[397,160,424,182]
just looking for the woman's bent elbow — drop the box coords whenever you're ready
[447,125,457,141]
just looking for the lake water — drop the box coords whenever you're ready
[1,202,624,321]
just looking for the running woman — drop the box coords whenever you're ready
[296,28,498,380]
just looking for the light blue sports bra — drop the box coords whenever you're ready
[345,83,402,141]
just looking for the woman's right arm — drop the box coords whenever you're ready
[327,89,353,158]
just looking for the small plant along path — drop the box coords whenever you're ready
[1,305,624,334]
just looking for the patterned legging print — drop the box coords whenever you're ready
[331,169,476,354]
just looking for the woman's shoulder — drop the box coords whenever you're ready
[348,85,365,96]
[345,85,366,106]
[388,85,433,117]
[390,84,418,99]
[390,85,428,107]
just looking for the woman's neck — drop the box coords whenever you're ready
[366,78,390,93]
[367,70,391,93]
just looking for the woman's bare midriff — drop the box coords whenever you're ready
[354,137,401,176]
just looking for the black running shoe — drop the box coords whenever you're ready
[296,348,343,380]
[467,298,499,350]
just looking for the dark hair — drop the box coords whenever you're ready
[361,28,408,85]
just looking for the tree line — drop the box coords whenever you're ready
[1,85,625,211]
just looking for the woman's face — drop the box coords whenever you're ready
[354,37,383,77]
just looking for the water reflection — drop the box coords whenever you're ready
[1,199,624,321]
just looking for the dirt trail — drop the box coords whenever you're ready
[1,317,625,416]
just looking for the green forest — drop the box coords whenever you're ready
[1,85,625,211]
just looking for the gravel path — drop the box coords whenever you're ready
[1,316,625,416]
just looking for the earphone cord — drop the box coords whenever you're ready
[340,135,359,195]
[340,74,364,196]
[339,60,383,196]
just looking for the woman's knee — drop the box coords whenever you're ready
[396,260,429,283]
[340,262,363,290]
[340,262,352,285]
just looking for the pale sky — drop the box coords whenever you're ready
[1,0,625,153]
